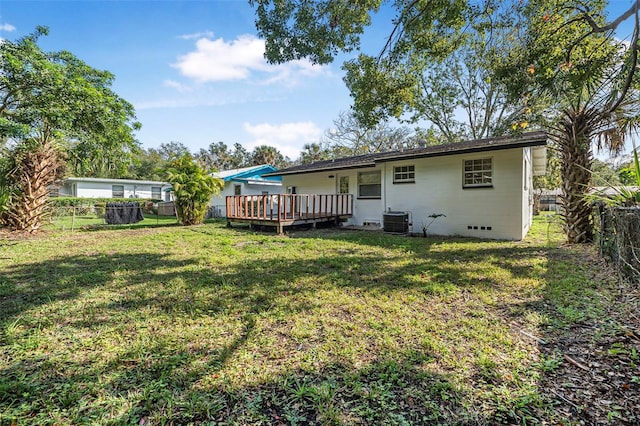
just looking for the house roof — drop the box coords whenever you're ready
[264,131,548,177]
[212,164,281,182]
[64,177,170,186]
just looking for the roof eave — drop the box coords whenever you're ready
[377,137,548,163]
[263,162,376,177]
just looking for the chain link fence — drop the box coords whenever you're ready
[594,204,640,284]
[47,202,178,231]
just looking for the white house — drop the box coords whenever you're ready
[56,177,172,201]
[210,164,283,217]
[262,132,547,240]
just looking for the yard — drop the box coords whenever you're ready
[0,216,638,425]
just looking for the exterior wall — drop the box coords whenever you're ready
[211,181,283,217]
[383,148,526,240]
[60,181,168,199]
[281,168,381,226]
[282,147,529,240]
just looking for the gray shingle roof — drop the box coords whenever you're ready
[265,131,548,177]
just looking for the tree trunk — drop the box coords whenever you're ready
[556,108,594,243]
[3,137,62,233]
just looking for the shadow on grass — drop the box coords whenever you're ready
[0,223,620,424]
[1,342,484,425]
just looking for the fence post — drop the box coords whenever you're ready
[71,206,76,232]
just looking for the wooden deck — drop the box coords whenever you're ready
[226,194,353,233]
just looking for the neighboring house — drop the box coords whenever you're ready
[210,164,283,217]
[537,186,640,212]
[261,132,547,240]
[537,188,562,212]
[55,177,172,201]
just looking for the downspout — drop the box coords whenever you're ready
[383,162,388,213]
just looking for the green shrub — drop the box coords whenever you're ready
[48,197,158,208]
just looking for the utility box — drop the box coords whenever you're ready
[383,211,409,233]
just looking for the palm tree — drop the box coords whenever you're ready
[164,154,224,226]
[251,145,288,168]
[549,94,632,242]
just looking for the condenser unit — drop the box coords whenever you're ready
[383,211,409,233]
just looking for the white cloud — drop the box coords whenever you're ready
[0,23,16,32]
[178,31,214,40]
[163,79,192,93]
[243,121,322,159]
[134,93,284,110]
[172,34,327,85]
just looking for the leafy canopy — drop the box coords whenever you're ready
[0,26,141,177]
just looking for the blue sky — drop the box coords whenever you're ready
[0,1,637,161]
[0,0,382,159]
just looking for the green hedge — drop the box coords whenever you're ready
[49,197,162,207]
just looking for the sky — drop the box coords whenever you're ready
[0,0,387,160]
[0,0,637,162]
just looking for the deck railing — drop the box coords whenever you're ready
[226,194,353,222]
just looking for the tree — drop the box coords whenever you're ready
[342,3,524,139]
[591,159,622,187]
[230,143,251,169]
[164,154,223,226]
[127,147,166,181]
[0,27,140,232]
[128,142,193,180]
[495,0,640,243]
[250,145,291,168]
[197,141,232,172]
[158,141,191,161]
[252,1,520,139]
[618,161,639,185]
[321,111,416,157]
[196,141,252,172]
[299,142,332,164]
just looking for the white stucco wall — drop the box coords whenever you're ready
[384,148,527,240]
[281,147,530,240]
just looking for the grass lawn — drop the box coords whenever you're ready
[0,215,638,425]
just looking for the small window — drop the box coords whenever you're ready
[234,184,241,195]
[151,186,161,199]
[393,165,415,183]
[261,191,269,195]
[339,176,349,194]
[112,185,124,198]
[287,186,297,194]
[358,171,381,198]
[463,158,493,188]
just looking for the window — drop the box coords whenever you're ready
[151,186,161,199]
[234,184,241,195]
[261,191,269,195]
[339,176,349,194]
[287,186,297,194]
[112,185,124,198]
[393,165,415,183]
[463,158,493,188]
[358,171,381,198]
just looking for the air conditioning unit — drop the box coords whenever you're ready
[383,211,409,233]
